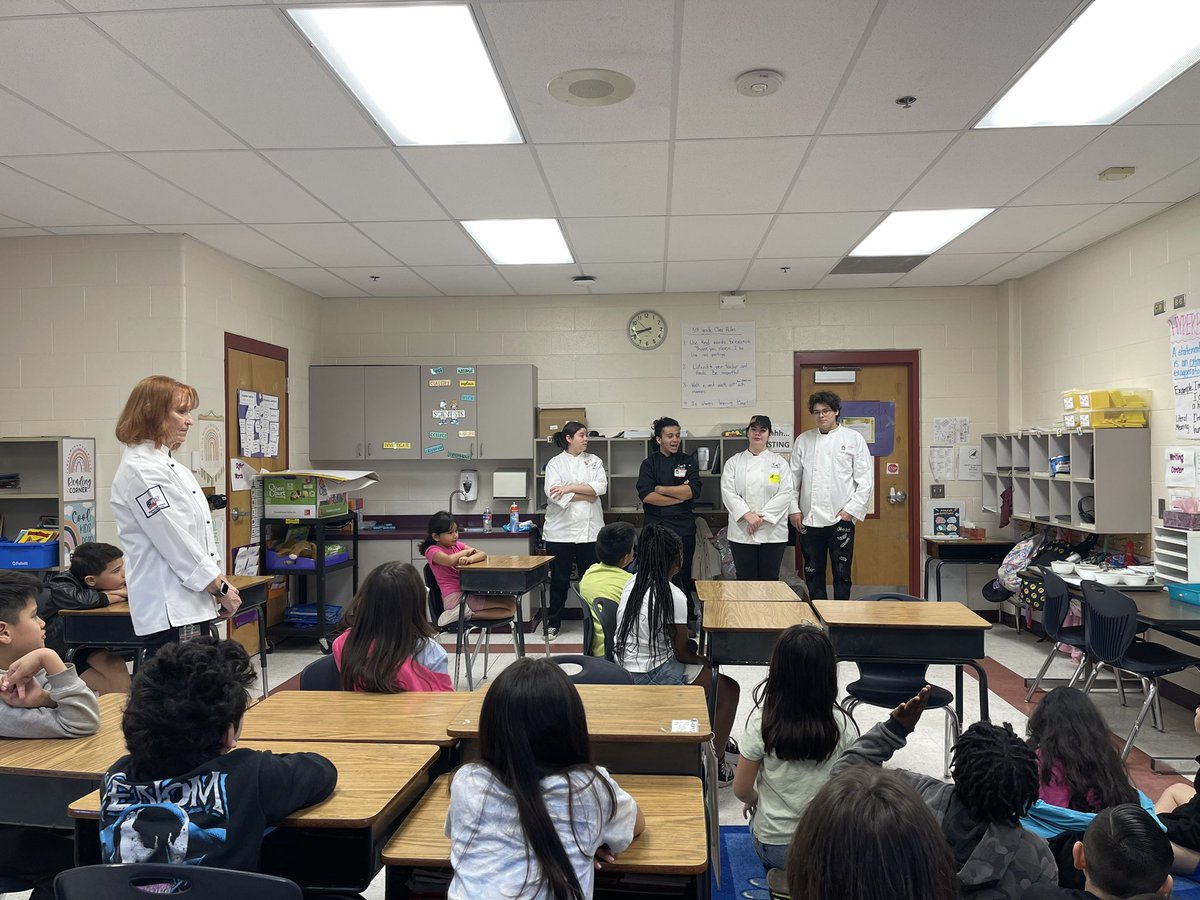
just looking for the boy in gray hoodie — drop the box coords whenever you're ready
[832,686,1058,899]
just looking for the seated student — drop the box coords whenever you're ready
[1155,704,1200,874]
[41,542,132,695]
[1022,804,1173,899]
[578,521,636,657]
[100,638,336,871]
[832,686,1058,899]
[420,511,515,626]
[0,572,101,900]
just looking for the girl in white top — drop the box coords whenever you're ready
[111,376,240,646]
[445,657,643,900]
[541,422,607,641]
[721,414,795,581]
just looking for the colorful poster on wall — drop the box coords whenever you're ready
[62,438,95,503]
[62,502,96,559]
[1171,311,1200,438]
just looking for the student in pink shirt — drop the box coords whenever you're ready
[419,511,515,627]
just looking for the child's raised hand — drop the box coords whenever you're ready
[891,685,932,732]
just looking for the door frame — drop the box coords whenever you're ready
[793,350,921,594]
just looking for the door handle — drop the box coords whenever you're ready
[888,487,908,505]
[355,442,362,458]
[367,442,372,457]
[230,507,250,522]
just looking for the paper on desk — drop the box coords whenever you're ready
[671,719,700,733]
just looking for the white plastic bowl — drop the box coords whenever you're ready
[1050,560,1075,575]
[1091,571,1123,585]
[1128,565,1155,575]
[1122,573,1151,586]
[1074,563,1100,573]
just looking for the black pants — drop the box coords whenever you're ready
[545,541,597,628]
[799,520,856,600]
[668,532,697,621]
[0,824,75,900]
[730,542,787,581]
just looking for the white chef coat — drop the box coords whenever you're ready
[789,425,873,528]
[721,449,794,545]
[542,451,607,543]
[111,441,222,635]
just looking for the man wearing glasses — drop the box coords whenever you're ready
[788,391,873,600]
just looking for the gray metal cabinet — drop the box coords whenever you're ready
[419,363,478,460]
[477,365,537,459]
[309,366,365,460]
[365,366,420,460]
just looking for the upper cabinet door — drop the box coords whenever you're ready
[309,366,365,461]
[364,366,420,460]
[476,365,537,459]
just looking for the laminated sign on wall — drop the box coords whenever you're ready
[682,323,755,409]
[1171,311,1200,438]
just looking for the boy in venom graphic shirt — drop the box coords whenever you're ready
[100,638,336,871]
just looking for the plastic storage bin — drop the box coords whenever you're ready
[265,545,348,572]
[1167,583,1200,607]
[1079,409,1147,428]
[1077,388,1150,410]
[0,540,59,569]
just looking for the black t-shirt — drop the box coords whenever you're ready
[637,451,701,536]
[100,748,337,872]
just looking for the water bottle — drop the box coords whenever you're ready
[509,502,520,530]
[482,507,492,533]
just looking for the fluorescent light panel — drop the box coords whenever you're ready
[978,0,1200,128]
[288,5,522,145]
[463,219,575,265]
[850,209,994,256]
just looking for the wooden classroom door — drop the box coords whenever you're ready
[794,351,920,595]
[224,336,288,568]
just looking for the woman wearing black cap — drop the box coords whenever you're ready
[720,415,795,581]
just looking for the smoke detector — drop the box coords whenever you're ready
[572,275,596,286]
[548,69,635,107]
[735,70,783,98]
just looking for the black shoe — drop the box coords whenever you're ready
[546,626,560,641]
[717,757,736,785]
[725,737,741,759]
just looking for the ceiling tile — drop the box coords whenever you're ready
[0,91,105,156]
[480,0,675,143]
[758,212,881,258]
[671,138,808,215]
[255,224,399,267]
[410,266,515,296]
[667,215,773,261]
[4,154,232,224]
[664,260,749,293]
[823,0,1082,133]
[494,264,582,295]
[901,127,1104,209]
[1121,64,1200,126]
[537,143,669,217]
[0,227,49,237]
[941,205,1109,254]
[741,258,838,290]
[93,8,385,149]
[356,222,488,267]
[1015,125,1200,206]
[816,272,904,288]
[399,146,554,219]
[326,267,440,298]
[675,0,876,140]
[0,164,128,226]
[150,224,312,267]
[0,18,240,151]
[784,133,952,213]
[265,150,446,222]
[564,217,666,263]
[72,0,262,9]
[263,267,367,298]
[971,251,1071,285]
[132,151,337,223]
[576,262,664,294]
[0,213,30,227]
[1037,202,1172,252]
[1128,159,1200,204]
[0,1,72,15]
[892,252,1018,286]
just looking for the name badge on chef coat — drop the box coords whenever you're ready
[769,472,781,484]
[674,466,688,478]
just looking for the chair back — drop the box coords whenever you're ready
[859,592,924,602]
[1038,567,1074,641]
[549,654,635,685]
[849,592,930,695]
[299,653,341,691]
[423,563,446,623]
[593,596,620,662]
[1080,581,1138,666]
[55,864,302,900]
[581,601,596,657]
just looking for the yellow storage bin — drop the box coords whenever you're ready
[1077,388,1150,410]
[1061,389,1082,411]
[1079,408,1148,428]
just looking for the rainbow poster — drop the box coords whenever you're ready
[63,502,96,558]
[63,438,96,502]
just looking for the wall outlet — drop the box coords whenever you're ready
[1159,497,1167,519]
[1176,293,1188,309]
[1154,300,1166,315]
[930,484,945,498]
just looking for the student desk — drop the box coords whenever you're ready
[70,740,439,894]
[60,574,273,698]
[694,580,800,603]
[447,684,711,777]
[0,692,126,830]
[813,600,992,723]
[703,600,817,667]
[457,554,553,656]
[923,537,1014,601]
[381,772,710,900]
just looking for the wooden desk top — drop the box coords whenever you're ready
[60,574,273,617]
[238,691,468,746]
[464,555,553,571]
[695,581,799,603]
[382,772,707,874]
[703,601,817,632]
[69,740,439,829]
[447,684,710,743]
[813,600,992,630]
[0,693,127,777]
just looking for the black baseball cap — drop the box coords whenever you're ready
[747,415,772,432]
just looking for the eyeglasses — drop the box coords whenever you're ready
[812,408,836,417]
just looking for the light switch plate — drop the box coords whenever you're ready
[930,484,945,498]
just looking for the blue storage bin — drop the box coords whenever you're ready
[1167,583,1200,607]
[0,540,60,569]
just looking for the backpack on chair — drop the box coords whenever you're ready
[982,531,1046,604]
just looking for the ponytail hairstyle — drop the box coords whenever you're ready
[552,421,587,452]
[337,562,435,693]
[474,658,615,900]
[419,510,456,555]
[613,524,682,663]
[752,625,856,762]
[651,416,681,451]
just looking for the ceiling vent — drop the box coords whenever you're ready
[829,255,928,275]
[548,69,635,107]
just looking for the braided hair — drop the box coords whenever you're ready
[612,524,682,664]
[950,722,1040,826]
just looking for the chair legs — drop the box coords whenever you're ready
[1066,654,1089,688]
[943,705,961,778]
[1121,678,1160,761]
[1025,641,1062,702]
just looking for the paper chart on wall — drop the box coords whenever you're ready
[933,416,969,445]
[929,446,955,482]
[238,390,280,458]
[1171,312,1200,438]
[682,322,755,409]
[958,446,982,481]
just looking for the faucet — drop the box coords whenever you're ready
[448,489,467,522]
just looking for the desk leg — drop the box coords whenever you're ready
[955,664,964,725]
[257,609,269,700]
[934,560,944,602]
[514,595,527,658]
[969,660,990,723]
[923,555,933,599]
[540,579,550,658]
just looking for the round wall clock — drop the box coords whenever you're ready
[627,309,667,350]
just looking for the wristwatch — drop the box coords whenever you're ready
[216,581,230,596]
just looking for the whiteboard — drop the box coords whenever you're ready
[682,322,756,409]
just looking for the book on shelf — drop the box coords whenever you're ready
[0,472,20,490]
[15,528,58,544]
